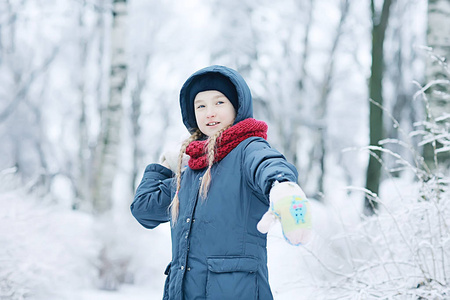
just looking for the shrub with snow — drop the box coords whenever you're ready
[0,183,100,300]
[269,79,450,299]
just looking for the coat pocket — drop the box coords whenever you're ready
[206,256,258,300]
[162,262,171,300]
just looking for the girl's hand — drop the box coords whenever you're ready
[160,150,189,172]
[160,158,172,169]
[257,181,312,245]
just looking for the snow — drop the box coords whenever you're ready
[2,137,450,300]
[74,285,162,300]
[0,178,172,300]
[5,171,448,300]
[2,0,445,299]
[0,189,99,300]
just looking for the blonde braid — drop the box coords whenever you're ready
[199,125,231,199]
[170,129,203,224]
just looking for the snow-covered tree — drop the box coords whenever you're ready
[425,0,450,118]
[92,0,128,214]
[422,0,450,170]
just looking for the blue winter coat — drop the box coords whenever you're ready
[131,65,298,300]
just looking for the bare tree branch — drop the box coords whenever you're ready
[0,46,59,123]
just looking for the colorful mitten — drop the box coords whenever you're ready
[257,181,312,245]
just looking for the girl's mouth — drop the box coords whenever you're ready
[207,122,220,126]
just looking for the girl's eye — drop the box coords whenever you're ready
[216,101,224,105]
[196,104,205,109]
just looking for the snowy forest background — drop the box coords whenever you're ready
[1,0,450,299]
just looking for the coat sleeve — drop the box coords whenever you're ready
[242,137,298,203]
[130,163,174,229]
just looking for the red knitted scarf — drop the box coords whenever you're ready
[186,118,268,170]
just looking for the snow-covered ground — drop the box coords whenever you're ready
[73,285,162,300]
[2,170,449,299]
[1,179,336,300]
[0,190,332,300]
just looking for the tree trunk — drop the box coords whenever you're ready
[288,0,314,176]
[364,0,393,216]
[426,0,450,118]
[130,55,149,191]
[315,0,349,195]
[423,0,450,169]
[74,4,90,210]
[92,0,128,214]
[93,0,130,291]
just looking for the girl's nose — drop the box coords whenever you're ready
[206,108,216,118]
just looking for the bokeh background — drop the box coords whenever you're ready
[2,0,450,299]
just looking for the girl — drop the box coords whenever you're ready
[131,65,311,300]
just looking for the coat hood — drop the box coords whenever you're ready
[179,65,253,133]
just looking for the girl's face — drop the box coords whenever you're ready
[194,90,236,137]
